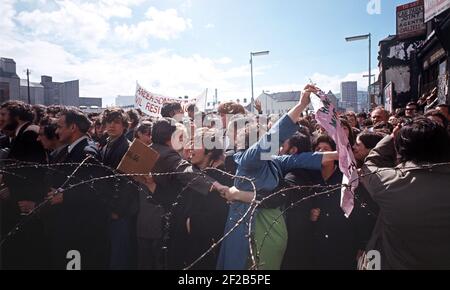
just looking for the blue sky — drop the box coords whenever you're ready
[0,0,411,105]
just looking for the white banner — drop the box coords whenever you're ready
[134,82,207,117]
[424,0,450,22]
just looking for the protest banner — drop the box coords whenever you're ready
[311,90,358,217]
[134,82,207,117]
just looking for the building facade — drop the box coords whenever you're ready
[0,58,20,104]
[79,97,102,107]
[256,91,300,115]
[340,81,358,112]
[19,79,44,105]
[115,95,135,108]
[377,1,450,109]
[41,76,79,106]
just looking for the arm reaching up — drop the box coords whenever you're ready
[288,84,319,123]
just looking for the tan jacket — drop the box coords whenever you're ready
[362,135,450,269]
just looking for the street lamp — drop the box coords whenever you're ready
[346,34,372,110]
[250,50,269,113]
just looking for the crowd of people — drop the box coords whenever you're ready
[0,85,449,270]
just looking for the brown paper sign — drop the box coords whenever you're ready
[117,139,160,178]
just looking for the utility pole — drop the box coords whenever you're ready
[26,69,31,104]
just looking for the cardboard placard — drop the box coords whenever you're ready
[117,139,160,178]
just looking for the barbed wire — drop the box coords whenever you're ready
[1,159,450,269]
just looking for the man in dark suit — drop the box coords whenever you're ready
[46,108,110,270]
[0,100,47,269]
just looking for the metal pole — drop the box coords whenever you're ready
[26,69,31,104]
[250,53,254,113]
[368,34,372,109]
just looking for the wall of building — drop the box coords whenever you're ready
[20,83,44,105]
[379,35,425,109]
[79,97,102,107]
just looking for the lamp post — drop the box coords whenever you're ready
[250,51,269,113]
[345,34,372,110]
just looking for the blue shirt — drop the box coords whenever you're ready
[217,114,323,270]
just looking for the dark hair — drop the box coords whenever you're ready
[357,112,367,119]
[395,117,450,163]
[217,102,245,115]
[357,131,385,150]
[1,100,34,122]
[312,134,336,151]
[288,132,312,153]
[39,116,58,140]
[373,121,394,134]
[198,128,224,162]
[161,102,182,118]
[425,109,449,128]
[395,108,406,118]
[406,102,417,107]
[102,108,128,128]
[187,103,197,113]
[32,104,46,125]
[126,109,140,127]
[340,118,355,147]
[152,118,177,145]
[46,105,65,117]
[60,108,92,134]
[134,121,152,138]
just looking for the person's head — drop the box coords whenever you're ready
[345,111,358,128]
[312,134,336,152]
[171,122,189,153]
[425,109,448,128]
[161,102,184,122]
[186,104,197,120]
[0,100,34,132]
[371,107,389,125]
[279,132,312,155]
[102,108,128,139]
[37,116,60,150]
[353,131,385,164]
[389,115,400,127]
[46,105,64,118]
[373,121,394,134]
[93,118,104,137]
[32,104,46,125]
[340,118,355,147]
[126,109,140,129]
[395,117,450,163]
[151,118,177,147]
[56,108,92,145]
[405,102,418,117]
[190,128,224,169]
[356,112,367,127]
[134,121,153,145]
[437,104,449,120]
[217,102,246,129]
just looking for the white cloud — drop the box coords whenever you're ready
[0,0,16,32]
[15,0,148,51]
[114,7,192,46]
[205,23,215,29]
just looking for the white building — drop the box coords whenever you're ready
[115,95,135,108]
[256,91,301,115]
[19,79,44,105]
